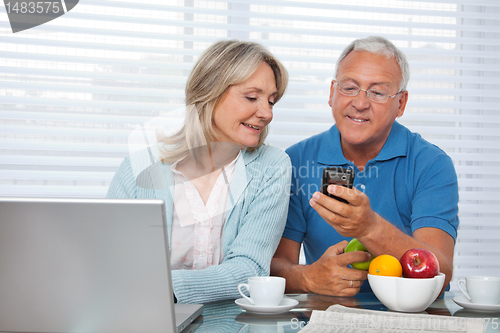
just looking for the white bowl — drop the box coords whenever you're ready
[368,273,445,312]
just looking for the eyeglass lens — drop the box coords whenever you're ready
[337,82,390,103]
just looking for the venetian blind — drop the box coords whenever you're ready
[0,0,499,290]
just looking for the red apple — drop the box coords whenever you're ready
[400,248,440,278]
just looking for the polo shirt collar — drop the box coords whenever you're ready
[317,121,407,165]
[374,121,408,162]
[317,125,349,166]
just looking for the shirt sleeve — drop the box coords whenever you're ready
[409,153,459,240]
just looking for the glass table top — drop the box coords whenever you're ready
[184,291,500,333]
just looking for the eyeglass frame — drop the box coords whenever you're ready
[333,81,403,104]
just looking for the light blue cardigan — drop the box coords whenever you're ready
[106,144,292,304]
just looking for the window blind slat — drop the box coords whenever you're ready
[0,96,181,111]
[0,185,108,197]
[1,170,114,181]
[1,140,127,153]
[0,66,188,85]
[2,81,180,98]
[0,156,122,167]
[0,111,164,124]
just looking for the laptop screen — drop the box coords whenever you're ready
[0,197,180,333]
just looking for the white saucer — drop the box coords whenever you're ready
[453,296,500,313]
[235,297,299,315]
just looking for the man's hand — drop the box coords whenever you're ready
[271,239,370,297]
[304,241,370,296]
[309,185,381,238]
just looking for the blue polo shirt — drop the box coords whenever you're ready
[283,121,459,293]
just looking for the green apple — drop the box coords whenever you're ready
[345,238,373,270]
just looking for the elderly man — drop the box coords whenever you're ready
[271,36,459,296]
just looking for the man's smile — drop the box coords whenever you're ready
[347,115,368,123]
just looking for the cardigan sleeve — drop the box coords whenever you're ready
[106,155,159,199]
[171,148,292,304]
[106,156,138,199]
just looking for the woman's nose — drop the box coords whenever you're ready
[256,101,273,121]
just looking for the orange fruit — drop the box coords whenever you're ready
[368,254,403,277]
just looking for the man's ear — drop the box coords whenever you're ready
[328,80,336,107]
[397,91,409,118]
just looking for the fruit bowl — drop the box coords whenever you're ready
[368,273,445,312]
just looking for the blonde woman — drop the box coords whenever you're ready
[107,40,291,304]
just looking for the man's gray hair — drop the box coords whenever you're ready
[334,36,410,92]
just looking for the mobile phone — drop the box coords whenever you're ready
[321,167,355,203]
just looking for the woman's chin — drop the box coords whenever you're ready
[236,137,261,150]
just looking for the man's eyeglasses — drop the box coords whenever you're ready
[334,82,402,104]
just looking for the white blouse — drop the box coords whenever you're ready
[169,152,239,270]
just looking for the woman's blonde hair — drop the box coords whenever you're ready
[158,40,288,163]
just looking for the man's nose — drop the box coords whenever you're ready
[351,89,371,110]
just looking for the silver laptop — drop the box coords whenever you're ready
[0,197,203,333]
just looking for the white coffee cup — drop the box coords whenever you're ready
[457,276,500,305]
[237,276,285,306]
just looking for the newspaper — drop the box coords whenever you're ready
[299,305,486,333]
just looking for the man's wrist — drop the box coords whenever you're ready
[358,213,384,247]
[298,264,314,294]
